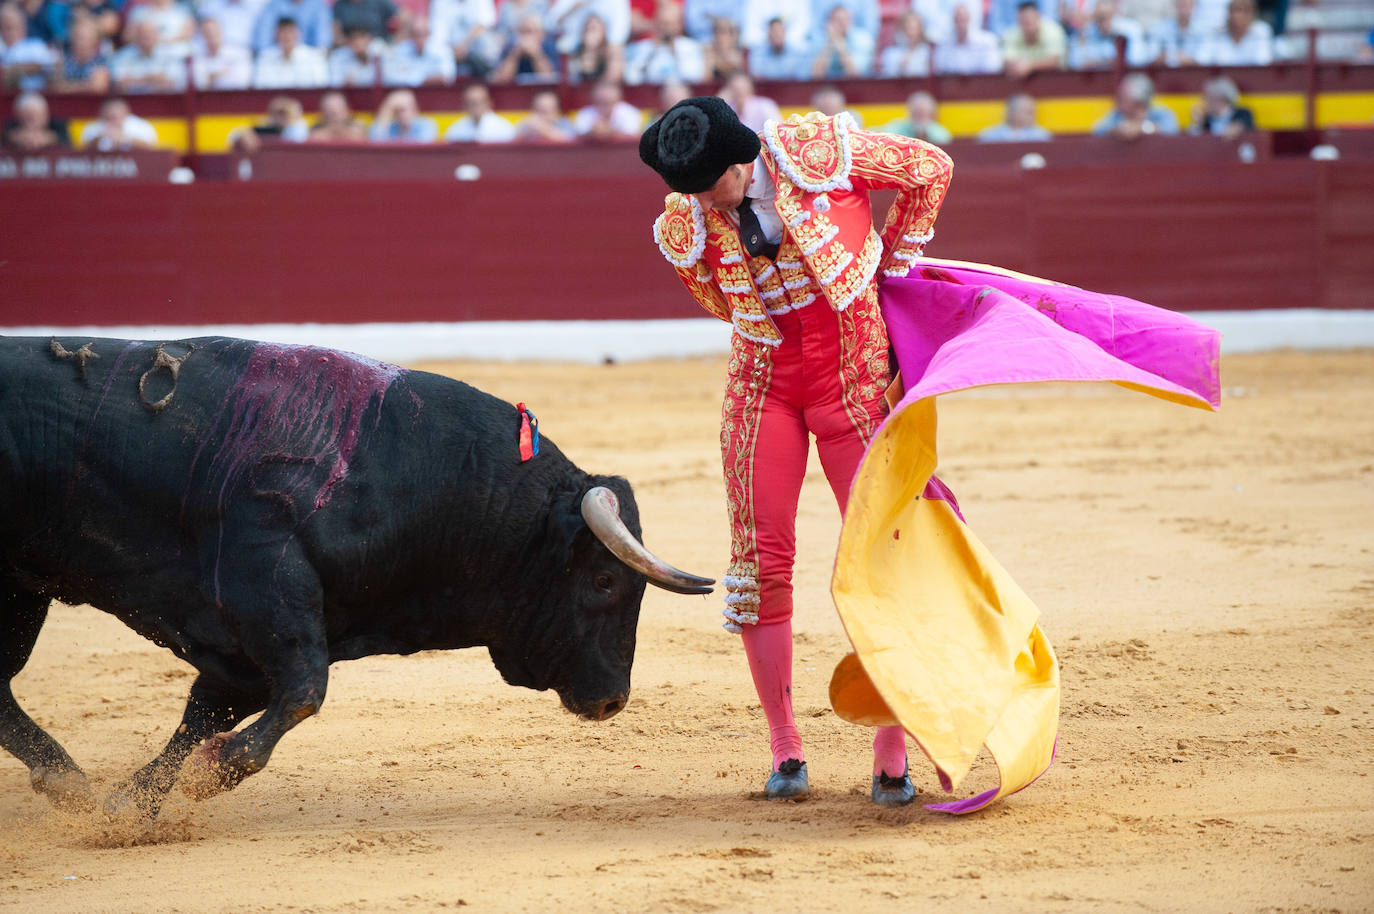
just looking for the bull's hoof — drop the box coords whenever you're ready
[30,766,95,812]
[180,732,257,801]
[102,785,162,823]
[871,767,915,807]
[764,759,808,800]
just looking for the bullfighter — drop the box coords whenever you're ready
[639,97,1221,811]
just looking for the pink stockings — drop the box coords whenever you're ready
[742,619,908,777]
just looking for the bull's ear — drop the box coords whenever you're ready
[546,491,593,562]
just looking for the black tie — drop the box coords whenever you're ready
[736,197,779,260]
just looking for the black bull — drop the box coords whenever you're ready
[0,336,711,818]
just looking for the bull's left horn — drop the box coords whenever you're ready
[580,487,715,595]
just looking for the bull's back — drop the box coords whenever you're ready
[0,336,402,611]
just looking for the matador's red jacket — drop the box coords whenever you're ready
[650,112,954,346]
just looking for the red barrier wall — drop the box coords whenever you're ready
[4,148,1371,326]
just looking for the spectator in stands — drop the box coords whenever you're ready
[80,96,159,150]
[879,10,933,77]
[331,0,396,43]
[1092,71,1179,138]
[978,91,1052,141]
[703,15,747,80]
[1118,0,1174,32]
[684,0,739,43]
[936,2,1003,74]
[228,93,309,151]
[987,0,1057,38]
[193,16,253,89]
[329,25,382,85]
[112,19,187,93]
[649,75,691,123]
[123,0,196,61]
[625,1,705,84]
[572,77,641,140]
[515,85,576,141]
[253,17,329,88]
[808,3,875,78]
[1195,0,1271,65]
[435,0,502,78]
[198,0,264,54]
[546,0,631,56]
[810,83,862,125]
[1187,75,1254,137]
[1002,0,1067,76]
[812,0,879,40]
[1,3,56,91]
[444,81,517,142]
[251,0,332,52]
[1144,0,1206,65]
[384,16,455,85]
[49,16,110,94]
[17,0,66,46]
[567,12,624,83]
[718,71,780,132]
[3,90,69,150]
[308,89,367,141]
[881,90,953,144]
[748,15,804,80]
[495,0,550,48]
[743,1,810,52]
[490,12,560,83]
[1069,0,1147,68]
[368,88,438,141]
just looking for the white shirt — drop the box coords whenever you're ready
[80,114,159,150]
[111,45,187,90]
[934,28,1002,74]
[572,100,642,136]
[198,0,267,52]
[329,46,381,86]
[623,35,705,84]
[1195,21,1273,66]
[444,111,517,142]
[252,44,328,88]
[741,0,810,49]
[743,159,783,246]
[192,44,252,89]
[383,40,457,86]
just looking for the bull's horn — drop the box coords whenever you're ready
[580,487,715,595]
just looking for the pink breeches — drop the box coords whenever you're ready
[720,292,891,627]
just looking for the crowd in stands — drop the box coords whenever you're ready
[0,0,1354,153]
[1,0,1361,97]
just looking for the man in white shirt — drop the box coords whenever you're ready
[572,78,642,140]
[80,97,160,150]
[112,20,187,93]
[1194,0,1271,65]
[624,1,705,84]
[328,25,380,86]
[198,0,267,53]
[383,16,456,86]
[741,0,809,50]
[253,17,328,88]
[443,82,516,142]
[192,17,253,89]
[935,2,1002,74]
[0,4,57,91]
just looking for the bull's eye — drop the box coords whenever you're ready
[594,572,615,592]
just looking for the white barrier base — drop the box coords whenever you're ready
[6,310,1373,364]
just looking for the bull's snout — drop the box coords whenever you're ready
[578,694,627,721]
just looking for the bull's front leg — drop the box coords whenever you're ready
[102,675,267,820]
[177,534,330,805]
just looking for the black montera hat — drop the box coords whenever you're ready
[639,96,761,194]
